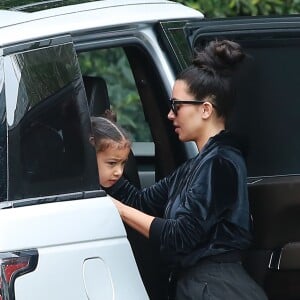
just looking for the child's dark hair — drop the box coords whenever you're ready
[177,39,246,119]
[90,110,131,151]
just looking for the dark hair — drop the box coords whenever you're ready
[90,110,131,151]
[177,39,246,119]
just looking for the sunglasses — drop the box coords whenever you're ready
[169,98,206,116]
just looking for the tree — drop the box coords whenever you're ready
[1,0,300,16]
[177,0,300,17]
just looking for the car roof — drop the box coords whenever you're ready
[0,0,203,47]
[0,10,30,27]
[3,0,91,12]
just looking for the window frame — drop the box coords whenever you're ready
[0,55,7,203]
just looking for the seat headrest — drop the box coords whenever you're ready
[83,75,110,116]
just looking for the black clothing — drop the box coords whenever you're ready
[174,260,267,300]
[106,131,252,269]
[106,130,268,299]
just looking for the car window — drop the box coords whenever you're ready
[159,20,300,177]
[4,41,98,200]
[78,47,152,142]
[230,38,300,177]
[193,36,300,177]
[157,21,194,74]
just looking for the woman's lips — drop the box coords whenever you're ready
[174,126,180,133]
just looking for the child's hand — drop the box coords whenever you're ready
[111,197,124,215]
[110,196,153,238]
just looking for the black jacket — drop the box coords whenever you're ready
[106,131,252,268]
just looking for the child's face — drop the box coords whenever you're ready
[97,143,130,188]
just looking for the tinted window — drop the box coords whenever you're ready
[194,37,300,177]
[164,23,300,177]
[5,42,98,200]
[157,21,193,73]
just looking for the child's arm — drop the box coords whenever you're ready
[112,197,154,238]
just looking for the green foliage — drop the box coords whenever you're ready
[177,0,300,17]
[2,0,300,15]
[78,49,152,142]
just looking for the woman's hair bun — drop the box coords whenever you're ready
[193,40,245,74]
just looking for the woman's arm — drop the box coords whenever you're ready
[112,198,154,238]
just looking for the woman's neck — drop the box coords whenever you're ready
[196,124,225,151]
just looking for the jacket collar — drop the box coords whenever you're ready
[201,130,247,158]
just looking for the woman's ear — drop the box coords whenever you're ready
[201,102,214,119]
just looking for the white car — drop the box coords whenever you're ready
[0,1,202,299]
[1,1,300,299]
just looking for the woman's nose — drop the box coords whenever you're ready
[168,109,175,120]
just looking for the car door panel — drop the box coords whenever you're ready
[1,35,148,299]
[2,197,147,300]
[246,177,300,299]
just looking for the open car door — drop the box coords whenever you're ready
[0,35,147,299]
[158,16,300,300]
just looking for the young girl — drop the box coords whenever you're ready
[90,112,164,299]
[89,110,131,188]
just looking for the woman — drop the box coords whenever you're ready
[105,40,267,299]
